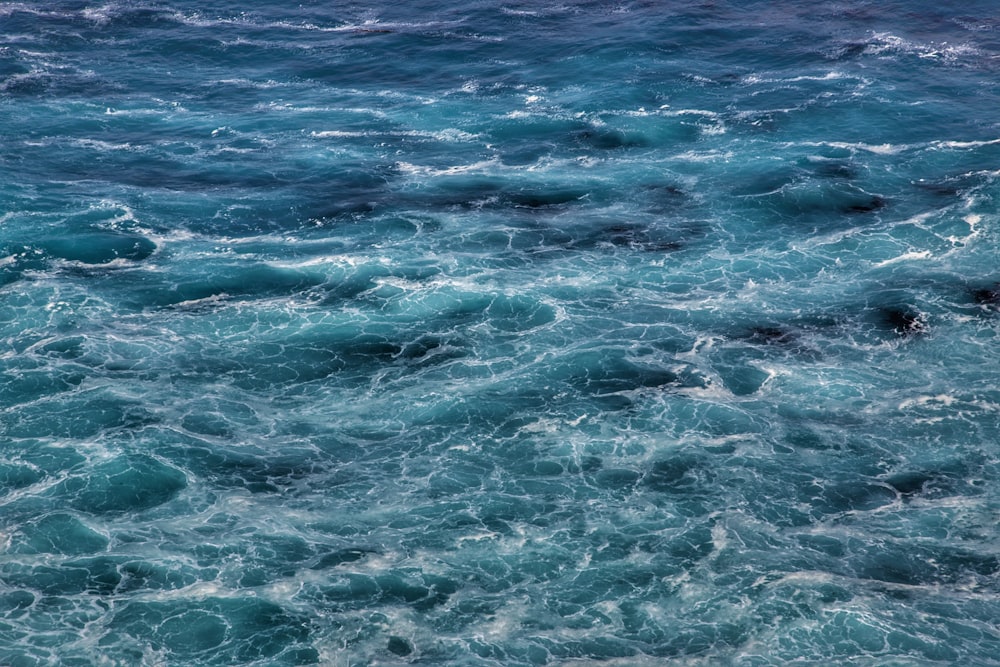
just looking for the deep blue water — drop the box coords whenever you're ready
[1,1,999,664]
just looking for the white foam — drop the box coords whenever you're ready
[71,138,148,152]
[174,12,422,33]
[103,107,173,117]
[673,149,734,162]
[269,254,386,269]
[824,141,908,155]
[502,109,535,119]
[795,137,1000,157]
[871,250,933,267]
[213,78,298,90]
[501,5,571,17]
[661,108,720,118]
[932,138,1000,150]
[686,74,715,85]
[501,7,539,16]
[865,31,982,63]
[258,101,388,116]
[310,128,477,142]
[898,394,959,410]
[395,158,498,176]
[53,257,148,272]
[743,71,857,85]
[80,4,117,24]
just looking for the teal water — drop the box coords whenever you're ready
[1,1,999,664]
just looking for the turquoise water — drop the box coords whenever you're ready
[1,1,999,664]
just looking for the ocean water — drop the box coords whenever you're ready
[1,0,999,664]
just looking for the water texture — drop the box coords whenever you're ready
[1,1,999,664]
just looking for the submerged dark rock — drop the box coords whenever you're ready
[388,636,413,656]
[914,180,961,197]
[831,42,869,60]
[971,283,1000,308]
[880,307,926,336]
[844,196,886,214]
[571,128,649,150]
[885,471,936,496]
[746,326,797,345]
[508,189,588,209]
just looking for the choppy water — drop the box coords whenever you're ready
[1,1,999,664]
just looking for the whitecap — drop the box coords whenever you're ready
[501,5,571,17]
[212,78,299,90]
[898,394,959,410]
[864,31,982,63]
[871,251,933,268]
[70,138,148,152]
[931,138,1000,150]
[260,102,387,117]
[171,13,464,34]
[660,108,720,118]
[103,107,171,117]
[80,4,119,24]
[673,149,734,162]
[310,128,478,142]
[394,158,499,177]
[501,7,539,16]
[742,71,863,85]
[821,141,911,155]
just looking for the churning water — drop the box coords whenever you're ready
[1,1,999,664]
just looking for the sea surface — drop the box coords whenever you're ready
[1,1,999,664]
